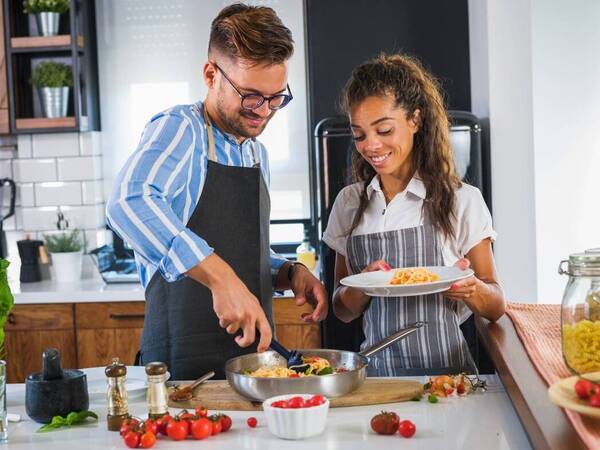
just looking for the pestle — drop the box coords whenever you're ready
[42,348,63,381]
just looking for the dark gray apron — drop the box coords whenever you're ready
[346,208,476,376]
[140,104,273,380]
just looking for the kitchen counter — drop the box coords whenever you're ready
[475,315,587,450]
[4,374,531,449]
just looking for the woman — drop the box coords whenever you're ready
[323,54,505,376]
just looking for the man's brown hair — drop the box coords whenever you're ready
[209,3,294,65]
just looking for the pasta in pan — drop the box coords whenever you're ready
[390,267,440,285]
[245,356,334,378]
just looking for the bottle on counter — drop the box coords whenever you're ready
[296,229,316,270]
[105,358,128,431]
[558,250,600,374]
[145,362,169,420]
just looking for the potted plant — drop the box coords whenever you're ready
[43,212,84,283]
[23,0,70,37]
[30,61,72,118]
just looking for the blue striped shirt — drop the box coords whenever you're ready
[106,101,288,288]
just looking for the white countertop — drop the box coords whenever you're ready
[3,375,532,449]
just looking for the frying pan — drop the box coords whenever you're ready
[225,321,424,401]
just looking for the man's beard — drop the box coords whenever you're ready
[216,98,272,139]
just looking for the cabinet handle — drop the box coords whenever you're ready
[7,313,15,324]
[109,313,145,320]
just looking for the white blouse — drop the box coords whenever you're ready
[322,174,496,267]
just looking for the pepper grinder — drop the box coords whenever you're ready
[145,362,168,419]
[105,358,128,431]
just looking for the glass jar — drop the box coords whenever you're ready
[559,251,600,374]
[296,230,316,270]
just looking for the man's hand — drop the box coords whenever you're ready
[186,254,272,352]
[289,264,328,322]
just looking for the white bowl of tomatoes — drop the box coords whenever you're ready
[262,393,329,440]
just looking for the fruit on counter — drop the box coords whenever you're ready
[370,411,400,435]
[194,406,208,418]
[423,373,487,401]
[139,431,157,449]
[398,420,416,438]
[212,413,232,432]
[123,431,141,448]
[210,416,223,435]
[574,377,600,407]
[166,418,189,441]
[190,417,212,440]
[247,416,258,428]
[155,414,171,436]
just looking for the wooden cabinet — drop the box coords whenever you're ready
[273,297,321,349]
[4,304,77,383]
[3,298,320,382]
[75,302,145,368]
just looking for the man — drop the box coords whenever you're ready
[106,3,327,380]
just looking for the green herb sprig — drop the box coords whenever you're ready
[0,259,14,359]
[37,410,98,433]
[23,0,70,14]
[43,229,83,253]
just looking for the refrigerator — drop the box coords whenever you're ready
[312,111,494,371]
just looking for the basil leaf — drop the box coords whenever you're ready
[317,366,333,376]
[36,410,98,433]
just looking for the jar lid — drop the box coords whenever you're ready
[105,358,127,377]
[569,252,600,265]
[145,361,168,376]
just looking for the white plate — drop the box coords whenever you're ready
[82,366,151,401]
[340,266,474,297]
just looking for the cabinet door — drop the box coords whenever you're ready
[273,298,321,349]
[75,302,145,368]
[4,304,76,383]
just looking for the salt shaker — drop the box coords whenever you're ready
[145,362,169,419]
[105,358,128,431]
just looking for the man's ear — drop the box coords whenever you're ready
[203,61,218,89]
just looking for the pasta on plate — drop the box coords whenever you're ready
[390,267,440,285]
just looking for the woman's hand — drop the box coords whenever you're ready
[444,258,480,302]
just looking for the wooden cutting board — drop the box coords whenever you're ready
[168,379,423,411]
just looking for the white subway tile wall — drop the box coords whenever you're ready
[32,133,80,158]
[3,132,107,259]
[35,182,82,206]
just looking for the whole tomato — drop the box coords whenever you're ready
[370,411,400,435]
[195,406,208,418]
[123,431,141,449]
[178,411,195,422]
[575,379,594,399]
[190,417,212,440]
[589,393,600,408]
[287,396,306,409]
[144,418,158,436]
[398,420,416,438]
[271,400,289,408]
[218,414,232,432]
[306,395,325,407]
[247,417,257,428]
[211,417,223,435]
[120,417,140,436]
[139,431,157,448]
[166,419,189,441]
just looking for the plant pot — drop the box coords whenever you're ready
[34,12,60,36]
[50,251,82,283]
[38,87,69,118]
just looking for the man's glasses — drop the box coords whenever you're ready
[214,63,293,111]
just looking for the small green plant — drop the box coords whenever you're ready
[0,259,14,359]
[44,229,83,253]
[23,0,70,14]
[30,61,73,88]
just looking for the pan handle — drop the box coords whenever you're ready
[358,321,425,358]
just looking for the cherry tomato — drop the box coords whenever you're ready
[307,394,325,406]
[194,406,208,418]
[398,419,416,438]
[247,416,257,428]
[271,400,289,408]
[211,418,223,435]
[289,373,300,378]
[178,411,195,422]
[589,393,600,408]
[456,383,466,395]
[287,396,306,409]
[123,431,141,448]
[166,419,189,441]
[139,431,157,448]
[120,417,140,436]
[219,414,232,432]
[190,417,212,440]
[155,414,172,436]
[143,418,158,435]
[575,378,594,399]
[370,411,400,435]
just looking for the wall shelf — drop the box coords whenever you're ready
[2,0,100,133]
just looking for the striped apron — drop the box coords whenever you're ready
[346,209,476,376]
